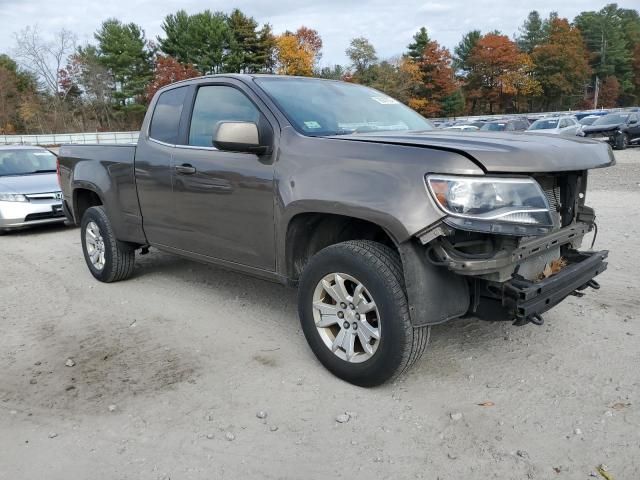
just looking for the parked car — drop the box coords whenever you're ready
[574,111,609,121]
[580,112,640,149]
[58,75,612,386]
[579,115,601,126]
[0,145,66,234]
[479,118,530,132]
[525,116,581,136]
[443,125,479,132]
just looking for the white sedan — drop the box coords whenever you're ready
[525,116,581,136]
[0,145,66,234]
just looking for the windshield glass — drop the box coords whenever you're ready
[529,119,559,130]
[480,122,507,131]
[593,113,629,125]
[580,117,598,125]
[0,149,57,176]
[254,77,433,136]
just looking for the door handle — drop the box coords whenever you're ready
[175,164,196,175]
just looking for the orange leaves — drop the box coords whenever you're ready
[275,34,314,76]
[404,40,458,117]
[465,33,541,111]
[145,55,200,102]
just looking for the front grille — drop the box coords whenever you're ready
[25,192,62,201]
[24,211,65,222]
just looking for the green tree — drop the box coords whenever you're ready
[316,64,346,80]
[255,24,277,73]
[407,27,430,61]
[225,9,259,73]
[574,4,634,94]
[517,11,544,53]
[453,30,481,73]
[95,19,153,107]
[346,37,378,77]
[159,10,231,74]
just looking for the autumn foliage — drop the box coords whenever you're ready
[145,55,200,102]
[464,34,541,113]
[405,41,458,117]
[275,27,322,76]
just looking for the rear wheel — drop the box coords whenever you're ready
[615,132,629,150]
[298,240,429,387]
[81,206,135,282]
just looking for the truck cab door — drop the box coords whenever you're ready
[169,81,277,271]
[135,85,189,247]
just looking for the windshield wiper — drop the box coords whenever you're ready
[32,169,57,173]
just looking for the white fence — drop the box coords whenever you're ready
[0,131,139,146]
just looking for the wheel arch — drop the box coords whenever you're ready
[284,211,400,282]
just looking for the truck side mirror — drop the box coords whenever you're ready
[213,121,270,155]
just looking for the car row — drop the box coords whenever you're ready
[437,109,640,149]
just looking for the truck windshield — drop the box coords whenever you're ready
[254,77,433,136]
[0,149,57,176]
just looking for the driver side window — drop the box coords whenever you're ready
[188,85,260,147]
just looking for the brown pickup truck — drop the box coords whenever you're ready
[58,75,613,386]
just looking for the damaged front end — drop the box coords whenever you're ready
[404,171,607,327]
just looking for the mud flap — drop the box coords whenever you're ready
[399,240,469,326]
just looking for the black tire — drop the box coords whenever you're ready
[615,133,629,150]
[298,240,429,387]
[80,206,135,283]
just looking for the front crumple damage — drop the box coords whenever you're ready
[402,170,609,327]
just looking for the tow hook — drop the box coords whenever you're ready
[513,313,544,327]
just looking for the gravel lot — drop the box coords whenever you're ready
[1,148,639,480]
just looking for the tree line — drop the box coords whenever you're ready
[1,3,639,134]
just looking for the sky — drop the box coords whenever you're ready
[0,0,638,68]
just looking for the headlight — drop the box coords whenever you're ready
[426,175,553,235]
[0,193,28,202]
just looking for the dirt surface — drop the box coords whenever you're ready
[1,148,639,480]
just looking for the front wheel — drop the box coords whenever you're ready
[298,240,429,387]
[614,133,629,150]
[81,206,135,283]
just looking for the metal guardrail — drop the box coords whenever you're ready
[0,131,139,146]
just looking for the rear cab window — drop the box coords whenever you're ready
[149,87,188,144]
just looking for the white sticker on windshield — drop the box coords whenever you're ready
[371,96,399,105]
[33,152,53,156]
[304,121,322,129]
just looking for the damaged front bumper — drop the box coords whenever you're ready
[477,250,608,325]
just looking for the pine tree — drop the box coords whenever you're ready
[94,19,153,107]
[407,27,430,61]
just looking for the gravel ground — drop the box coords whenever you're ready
[1,148,639,480]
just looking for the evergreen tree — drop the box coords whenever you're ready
[407,27,430,60]
[159,10,231,74]
[226,9,260,73]
[453,30,481,73]
[517,11,544,53]
[94,19,153,107]
[575,4,633,94]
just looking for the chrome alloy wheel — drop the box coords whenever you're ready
[85,221,106,271]
[312,273,381,363]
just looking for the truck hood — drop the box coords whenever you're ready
[0,173,60,194]
[328,130,614,173]
[581,123,625,134]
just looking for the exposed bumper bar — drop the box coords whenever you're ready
[433,222,591,276]
[503,250,608,322]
